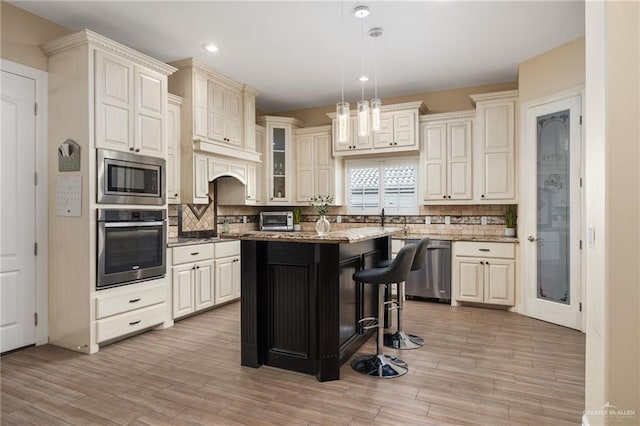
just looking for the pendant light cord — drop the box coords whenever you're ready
[360,14,365,101]
[373,31,378,100]
[340,0,344,104]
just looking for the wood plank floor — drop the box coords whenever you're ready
[1,301,585,425]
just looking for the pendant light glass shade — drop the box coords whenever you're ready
[370,98,381,131]
[357,100,370,137]
[336,101,350,143]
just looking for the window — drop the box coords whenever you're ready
[347,158,418,215]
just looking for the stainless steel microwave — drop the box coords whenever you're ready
[97,149,165,205]
[259,211,293,231]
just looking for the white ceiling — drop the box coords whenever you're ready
[12,1,585,113]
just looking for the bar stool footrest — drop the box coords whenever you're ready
[357,317,378,331]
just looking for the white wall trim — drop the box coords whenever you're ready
[1,59,49,346]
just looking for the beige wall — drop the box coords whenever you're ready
[269,81,517,127]
[1,2,71,70]
[518,36,585,104]
[585,0,640,421]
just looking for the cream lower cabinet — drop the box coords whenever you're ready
[214,240,241,304]
[167,94,182,203]
[95,278,170,344]
[453,241,515,306]
[171,243,215,319]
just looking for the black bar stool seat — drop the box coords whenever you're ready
[379,238,429,350]
[351,243,417,379]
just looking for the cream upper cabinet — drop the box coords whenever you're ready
[421,112,474,203]
[168,59,261,204]
[167,94,182,204]
[294,126,343,205]
[257,116,303,204]
[208,80,242,146]
[471,90,518,202]
[372,111,416,149]
[193,154,210,204]
[95,50,167,158]
[452,241,516,307]
[330,101,426,156]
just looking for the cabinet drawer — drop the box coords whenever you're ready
[455,242,515,259]
[173,243,214,264]
[96,303,166,343]
[95,281,166,319]
[215,240,240,258]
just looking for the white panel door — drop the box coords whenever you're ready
[166,101,180,203]
[296,135,314,202]
[193,71,208,138]
[1,71,37,352]
[393,112,415,147]
[215,257,236,305]
[208,81,225,142]
[422,123,447,201]
[372,114,394,148]
[455,259,483,303]
[193,154,209,203]
[95,50,134,152]
[172,265,194,318]
[225,89,242,146]
[484,259,515,306]
[315,134,333,197]
[135,67,165,157]
[194,260,214,311]
[480,101,515,200]
[232,257,241,298]
[448,120,472,200]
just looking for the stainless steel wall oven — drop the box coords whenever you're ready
[97,209,166,289]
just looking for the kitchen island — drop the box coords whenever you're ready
[236,227,400,382]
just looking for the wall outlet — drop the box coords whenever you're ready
[336,215,342,223]
[424,216,431,225]
[481,216,488,225]
[445,216,451,225]
[243,215,247,224]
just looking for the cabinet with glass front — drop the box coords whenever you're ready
[257,116,303,204]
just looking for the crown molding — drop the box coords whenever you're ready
[326,100,428,119]
[168,93,183,106]
[293,125,332,135]
[470,89,519,104]
[256,115,305,128]
[242,84,261,97]
[194,139,262,163]
[419,109,476,123]
[42,29,177,75]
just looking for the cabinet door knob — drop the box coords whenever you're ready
[443,195,447,199]
[196,265,200,269]
[448,195,451,199]
[135,148,140,153]
[528,235,537,242]
[480,261,484,265]
[129,147,134,151]
[481,194,485,198]
[174,193,178,197]
[486,261,489,265]
[389,142,393,146]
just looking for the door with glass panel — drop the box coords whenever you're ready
[524,95,582,330]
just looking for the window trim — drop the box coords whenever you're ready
[345,156,420,216]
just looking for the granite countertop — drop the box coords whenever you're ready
[225,227,403,244]
[167,237,225,247]
[393,231,519,243]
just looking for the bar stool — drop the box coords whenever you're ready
[351,243,417,379]
[378,238,429,350]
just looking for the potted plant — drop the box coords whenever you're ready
[310,194,334,236]
[504,205,517,237]
[292,207,302,231]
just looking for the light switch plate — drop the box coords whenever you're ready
[445,216,451,225]
[481,216,488,225]
[243,215,247,224]
[336,215,342,223]
[424,216,431,225]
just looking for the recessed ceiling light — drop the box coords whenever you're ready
[354,6,370,18]
[203,43,219,53]
[359,76,369,82]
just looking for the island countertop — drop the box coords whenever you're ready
[225,226,402,244]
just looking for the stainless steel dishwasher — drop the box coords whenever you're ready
[405,239,451,301]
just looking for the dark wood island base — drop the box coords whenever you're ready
[237,228,399,381]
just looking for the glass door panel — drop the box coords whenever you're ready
[537,110,570,304]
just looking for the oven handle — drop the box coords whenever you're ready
[104,221,165,228]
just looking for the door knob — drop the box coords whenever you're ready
[527,235,536,242]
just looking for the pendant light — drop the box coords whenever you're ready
[355,6,370,137]
[369,27,383,132]
[336,0,350,143]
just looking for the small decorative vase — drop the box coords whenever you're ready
[293,224,301,232]
[315,215,330,236]
[505,228,515,237]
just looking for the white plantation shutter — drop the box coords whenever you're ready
[347,158,418,215]
[383,164,417,213]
